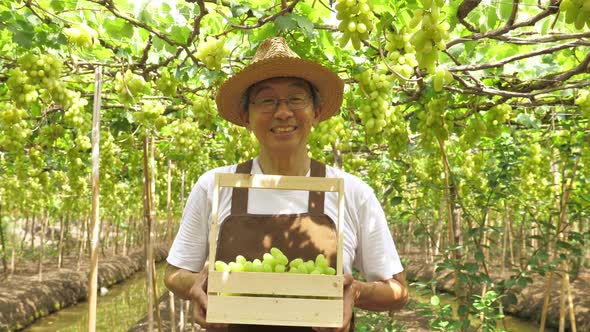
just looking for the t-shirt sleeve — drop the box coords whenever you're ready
[353,185,404,282]
[166,181,210,272]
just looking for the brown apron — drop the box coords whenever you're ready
[208,159,352,332]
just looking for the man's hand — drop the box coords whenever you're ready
[188,267,209,327]
[313,274,357,332]
[164,263,227,329]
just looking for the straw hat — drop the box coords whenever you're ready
[215,37,344,127]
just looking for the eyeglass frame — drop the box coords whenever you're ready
[240,78,322,114]
[249,94,315,114]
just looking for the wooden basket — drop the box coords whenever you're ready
[206,173,344,328]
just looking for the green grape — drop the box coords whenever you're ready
[228,262,245,272]
[215,261,230,272]
[115,69,146,105]
[236,255,247,265]
[195,36,228,71]
[575,89,590,120]
[63,24,98,48]
[335,0,374,49]
[155,68,178,97]
[407,1,450,74]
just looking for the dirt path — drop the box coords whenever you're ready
[0,246,168,331]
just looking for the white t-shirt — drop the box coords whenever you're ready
[167,158,404,282]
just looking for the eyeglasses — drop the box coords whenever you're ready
[249,94,312,113]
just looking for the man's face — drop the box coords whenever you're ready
[241,77,321,155]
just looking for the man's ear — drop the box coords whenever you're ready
[240,111,250,128]
[312,106,322,125]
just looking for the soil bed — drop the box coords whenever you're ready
[403,252,589,331]
[0,246,168,332]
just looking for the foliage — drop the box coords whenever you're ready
[0,0,588,329]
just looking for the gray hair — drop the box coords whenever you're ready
[240,78,322,114]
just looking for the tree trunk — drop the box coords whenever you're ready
[166,159,173,244]
[11,211,17,275]
[114,221,120,255]
[77,215,87,271]
[331,140,342,169]
[37,212,47,281]
[30,215,36,251]
[58,216,65,269]
[143,135,155,331]
[0,202,8,274]
[20,214,29,250]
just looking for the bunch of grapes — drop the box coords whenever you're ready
[165,119,202,154]
[63,91,90,132]
[309,116,346,152]
[7,53,62,108]
[195,36,228,71]
[115,69,146,105]
[518,142,551,196]
[6,68,39,108]
[408,0,450,74]
[460,115,486,148]
[335,0,374,49]
[383,106,409,158]
[484,104,512,136]
[575,89,590,120]
[191,95,217,130]
[135,101,167,130]
[416,97,453,150]
[63,24,98,48]
[215,247,336,275]
[155,68,178,97]
[384,29,418,81]
[560,0,590,29]
[0,106,31,152]
[431,66,454,92]
[355,68,395,135]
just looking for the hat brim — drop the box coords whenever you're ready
[216,56,344,127]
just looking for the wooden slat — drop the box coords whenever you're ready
[207,295,343,327]
[208,271,343,297]
[217,173,342,192]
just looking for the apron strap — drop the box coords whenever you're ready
[231,159,253,215]
[230,159,326,215]
[308,159,325,214]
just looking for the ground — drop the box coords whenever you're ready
[1,248,588,331]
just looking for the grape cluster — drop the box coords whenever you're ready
[63,24,98,48]
[63,91,90,132]
[335,0,374,49]
[215,247,336,275]
[575,89,590,120]
[195,37,228,71]
[135,101,167,130]
[7,53,63,108]
[416,97,453,150]
[408,0,450,74]
[115,69,146,105]
[355,68,395,135]
[191,95,217,130]
[165,119,202,154]
[432,66,453,92]
[309,116,346,152]
[0,106,31,152]
[384,29,418,81]
[155,68,178,97]
[560,0,590,29]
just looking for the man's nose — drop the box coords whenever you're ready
[273,100,294,118]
